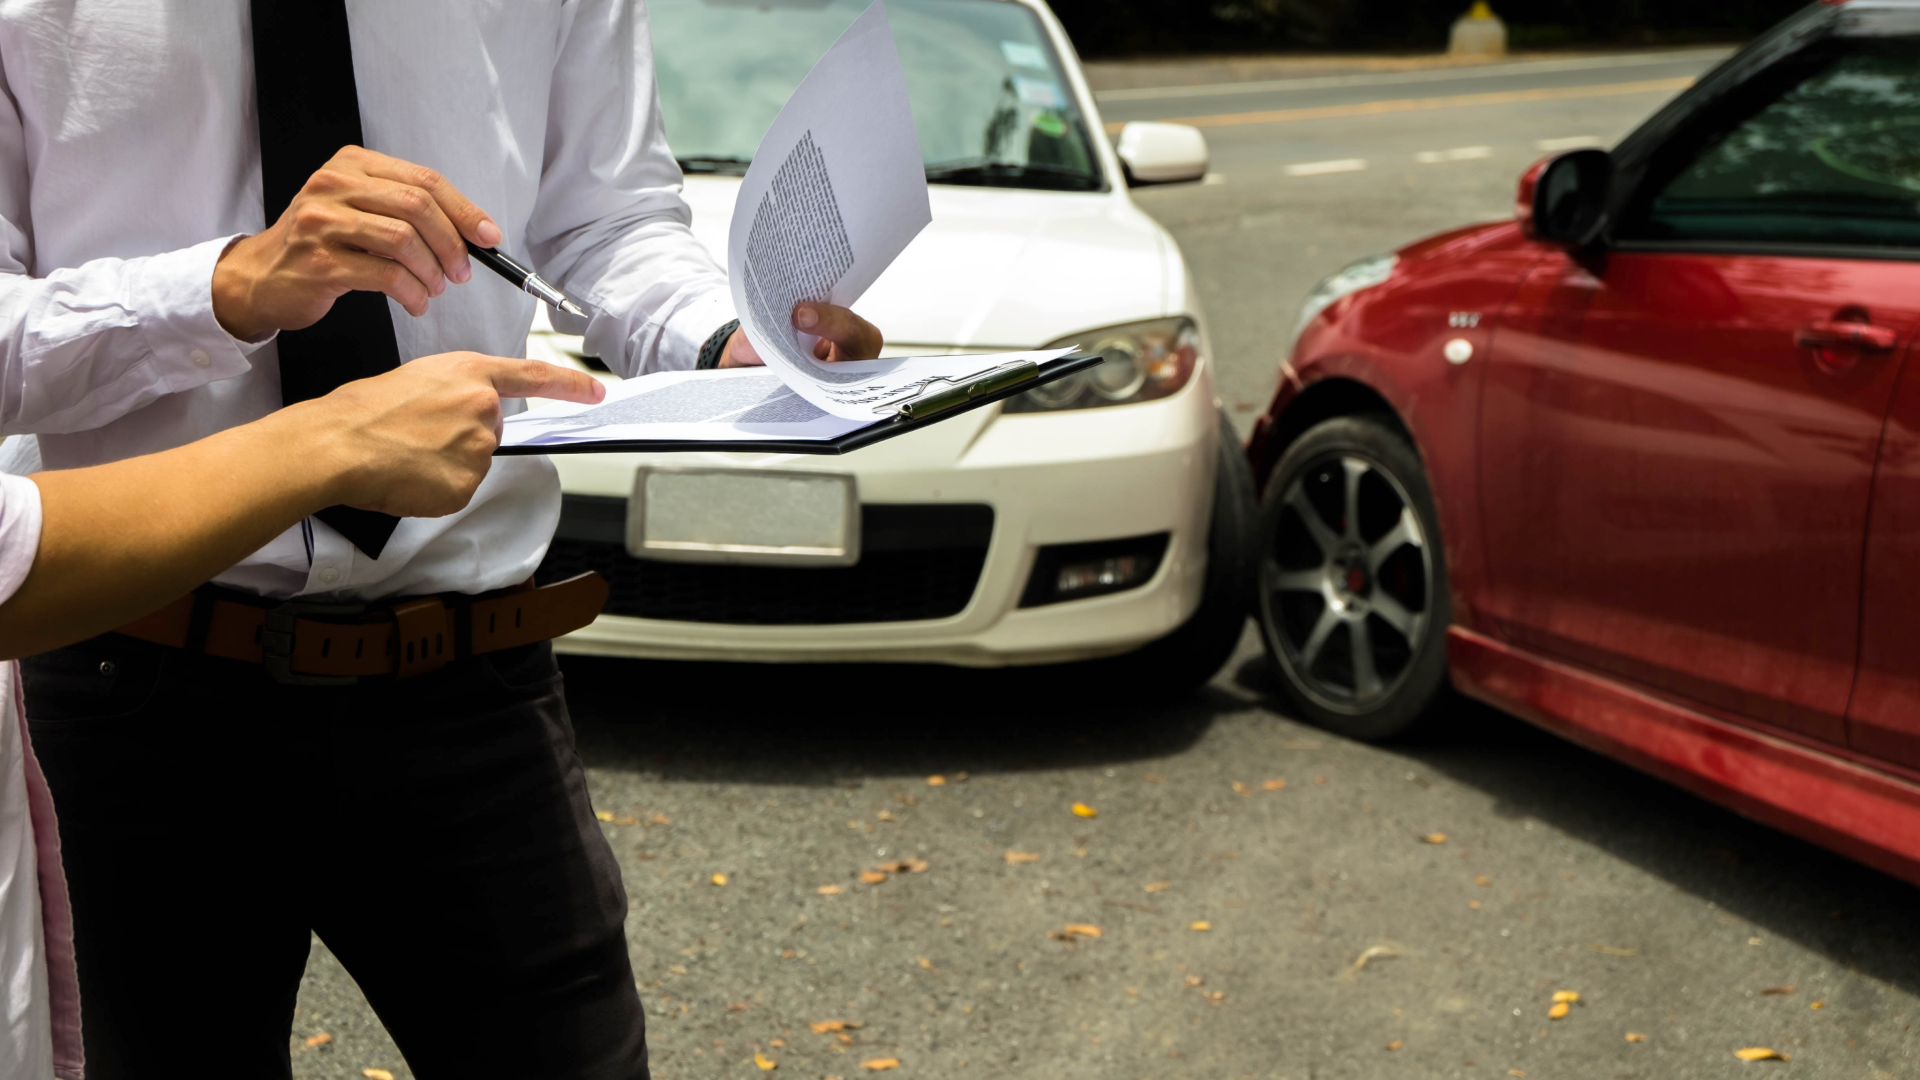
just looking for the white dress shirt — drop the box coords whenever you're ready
[0,0,737,600]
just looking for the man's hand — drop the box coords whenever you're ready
[213,146,501,340]
[719,302,883,368]
[306,354,604,519]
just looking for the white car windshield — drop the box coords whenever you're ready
[652,0,1105,192]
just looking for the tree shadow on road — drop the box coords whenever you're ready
[1229,652,1920,1000]
[560,654,1231,787]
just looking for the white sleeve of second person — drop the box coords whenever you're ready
[523,0,738,379]
[0,73,264,439]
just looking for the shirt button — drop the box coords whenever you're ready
[318,567,340,585]
[189,348,212,368]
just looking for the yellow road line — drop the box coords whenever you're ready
[1103,76,1695,133]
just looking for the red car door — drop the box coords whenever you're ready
[1850,360,1920,771]
[1479,37,1920,744]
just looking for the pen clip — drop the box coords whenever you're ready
[893,361,1038,420]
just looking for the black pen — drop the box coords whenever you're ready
[465,240,589,318]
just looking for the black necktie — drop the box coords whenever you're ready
[251,0,402,560]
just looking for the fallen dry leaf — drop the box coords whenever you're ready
[1341,943,1400,979]
[818,884,843,895]
[650,813,672,825]
[1200,990,1226,1004]
[1734,1047,1789,1062]
[1064,923,1102,937]
[810,1020,862,1034]
[304,1033,332,1048]
[755,1051,778,1071]
[1474,875,1493,886]
[1508,1070,1526,1078]
[1760,985,1795,996]
[594,809,614,821]
[877,857,928,874]
[1184,975,1204,987]
[1469,900,1482,909]
[593,809,640,825]
[1004,850,1041,864]
[1188,920,1212,932]
[876,810,895,822]
[861,1058,900,1071]
[668,964,688,975]
[1144,881,1172,893]
[917,956,934,970]
[1810,1001,1825,1010]
[1071,801,1098,818]
[711,872,728,886]
[859,870,888,885]
[771,1038,785,1047]
[1385,1039,1403,1051]
[1231,781,1250,796]
[728,1001,750,1013]
[1626,1032,1647,1043]
[1262,778,1287,791]
[1421,832,1448,844]
[363,1071,395,1080]
[926,775,946,786]
[1548,1002,1570,1020]
[1552,990,1580,1004]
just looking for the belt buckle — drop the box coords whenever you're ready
[263,600,367,686]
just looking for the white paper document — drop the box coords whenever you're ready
[500,0,1072,452]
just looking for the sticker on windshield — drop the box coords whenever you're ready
[1000,41,1049,70]
[1014,77,1065,109]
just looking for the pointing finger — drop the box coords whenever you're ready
[480,358,606,404]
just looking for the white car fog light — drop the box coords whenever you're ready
[1019,533,1171,607]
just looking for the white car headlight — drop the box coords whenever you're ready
[1289,253,1396,356]
[1005,316,1200,414]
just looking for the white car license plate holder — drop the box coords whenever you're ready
[626,467,860,566]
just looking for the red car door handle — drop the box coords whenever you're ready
[1796,320,1900,353]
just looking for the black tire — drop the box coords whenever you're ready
[1106,408,1257,698]
[1254,413,1449,740]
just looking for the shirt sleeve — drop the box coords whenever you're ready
[523,0,738,379]
[0,52,264,439]
[0,473,41,607]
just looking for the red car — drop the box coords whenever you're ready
[1246,0,1920,886]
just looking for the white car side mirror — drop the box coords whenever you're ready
[1115,122,1210,185]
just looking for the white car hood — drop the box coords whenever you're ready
[679,175,1171,350]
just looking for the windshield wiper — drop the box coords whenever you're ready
[923,159,1102,192]
[677,155,752,175]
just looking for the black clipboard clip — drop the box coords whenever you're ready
[891,361,1040,420]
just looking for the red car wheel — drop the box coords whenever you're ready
[1255,415,1450,739]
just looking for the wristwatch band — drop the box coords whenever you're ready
[697,319,741,370]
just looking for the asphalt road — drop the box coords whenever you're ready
[286,49,1920,1080]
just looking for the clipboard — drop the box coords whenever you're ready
[496,352,1103,457]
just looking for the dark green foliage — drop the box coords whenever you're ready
[1049,0,1809,57]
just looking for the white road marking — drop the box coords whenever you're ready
[1285,158,1367,177]
[1415,145,1493,163]
[1537,135,1604,150]
[1203,172,1228,185]
[1093,48,1732,103]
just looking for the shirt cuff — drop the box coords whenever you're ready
[663,289,738,372]
[132,234,270,394]
[0,473,44,607]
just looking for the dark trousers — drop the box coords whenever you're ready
[22,635,650,1080]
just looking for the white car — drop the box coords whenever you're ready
[528,0,1251,694]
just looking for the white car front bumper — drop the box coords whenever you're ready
[539,363,1220,667]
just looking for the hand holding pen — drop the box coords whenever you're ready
[212,145,585,340]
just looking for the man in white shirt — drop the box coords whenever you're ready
[4,2,881,1076]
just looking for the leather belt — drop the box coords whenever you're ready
[112,573,610,685]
